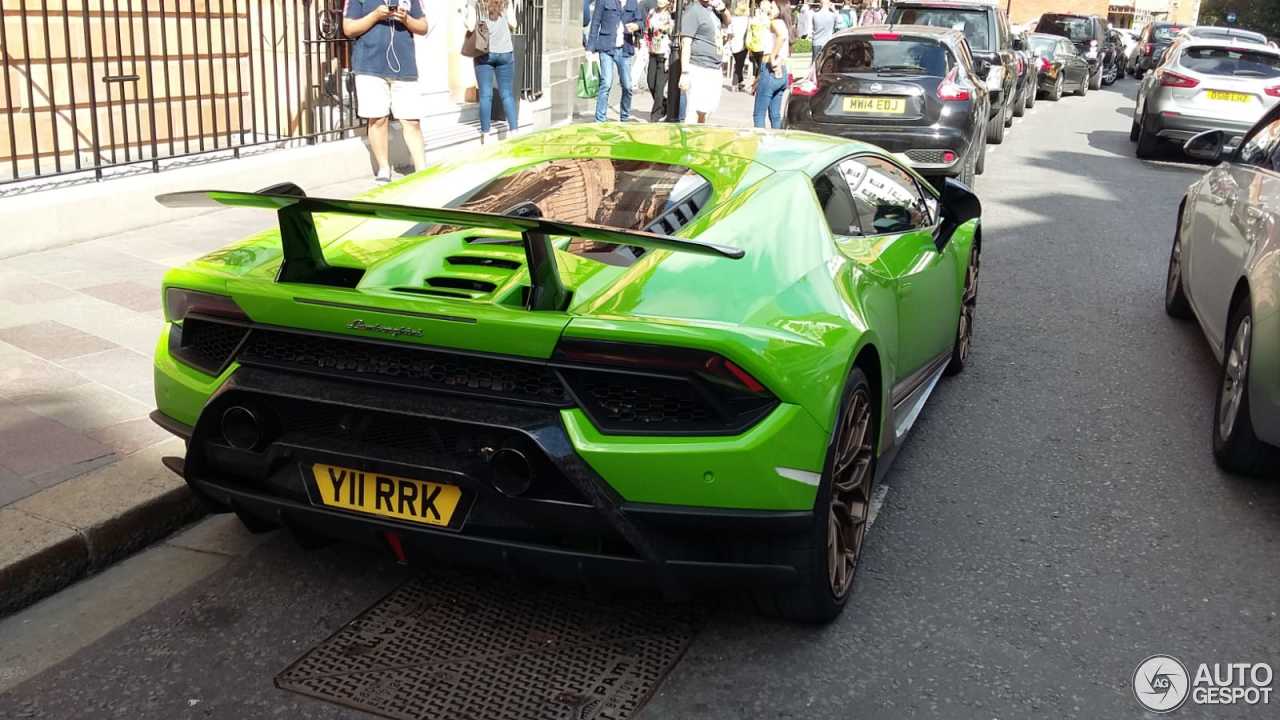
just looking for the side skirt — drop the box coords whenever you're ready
[874,351,951,483]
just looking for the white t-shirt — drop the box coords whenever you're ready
[729,14,749,53]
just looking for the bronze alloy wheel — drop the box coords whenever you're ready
[957,247,980,364]
[827,387,874,598]
[1219,315,1252,442]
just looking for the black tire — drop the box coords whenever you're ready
[1077,75,1089,96]
[987,106,1006,143]
[975,134,987,175]
[754,368,876,623]
[1089,66,1103,90]
[1102,61,1118,86]
[1013,86,1027,117]
[1004,99,1014,128]
[945,243,980,376]
[1136,113,1160,158]
[1164,212,1193,319]
[1025,80,1036,109]
[1211,299,1277,476]
[1129,116,1140,142]
[1048,75,1063,101]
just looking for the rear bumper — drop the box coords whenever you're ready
[1145,110,1256,146]
[158,366,819,595]
[782,118,976,175]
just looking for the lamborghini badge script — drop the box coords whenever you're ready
[346,319,424,338]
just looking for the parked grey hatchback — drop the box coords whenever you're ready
[1165,106,1280,476]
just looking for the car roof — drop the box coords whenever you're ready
[1178,38,1280,55]
[1028,32,1068,41]
[847,23,965,40]
[890,0,997,9]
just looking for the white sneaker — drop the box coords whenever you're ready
[374,169,391,184]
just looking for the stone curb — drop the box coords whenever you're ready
[0,440,203,616]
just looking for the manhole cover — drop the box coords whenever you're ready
[276,571,699,720]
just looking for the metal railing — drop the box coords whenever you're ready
[0,0,359,185]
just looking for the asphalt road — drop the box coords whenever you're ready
[3,80,1279,720]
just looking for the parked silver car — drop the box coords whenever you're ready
[1132,39,1280,158]
[1177,26,1270,47]
[1165,110,1280,476]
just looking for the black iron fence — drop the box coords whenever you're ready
[0,0,360,185]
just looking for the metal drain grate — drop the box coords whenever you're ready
[276,571,699,720]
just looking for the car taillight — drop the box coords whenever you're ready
[1266,85,1280,97]
[1039,56,1050,73]
[791,70,819,97]
[1143,42,1153,55]
[164,287,248,323]
[872,32,900,40]
[1016,57,1025,73]
[1159,70,1199,88]
[552,339,778,435]
[937,67,971,101]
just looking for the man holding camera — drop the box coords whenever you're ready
[679,0,731,124]
[343,0,429,183]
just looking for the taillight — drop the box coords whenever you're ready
[164,287,248,323]
[1039,56,1050,73]
[163,289,251,375]
[937,67,971,101]
[1016,57,1025,73]
[1159,70,1199,88]
[552,339,778,435]
[872,32,900,40]
[1143,42,1153,55]
[791,69,819,97]
[1266,86,1280,98]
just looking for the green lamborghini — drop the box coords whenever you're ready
[150,123,981,622]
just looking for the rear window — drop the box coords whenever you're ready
[1153,25,1184,41]
[1037,15,1093,43]
[1180,46,1280,79]
[1189,27,1268,45]
[1029,36,1058,56]
[819,38,950,76]
[439,159,710,233]
[891,8,990,52]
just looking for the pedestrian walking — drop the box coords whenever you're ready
[810,0,835,63]
[836,0,857,30]
[465,0,520,142]
[679,0,731,124]
[585,0,644,122]
[343,0,429,183]
[752,0,789,128]
[746,3,769,79]
[728,2,750,92]
[646,0,674,120]
[797,1,813,39]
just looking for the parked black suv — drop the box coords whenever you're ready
[1132,21,1186,78]
[887,0,1017,144]
[785,26,991,187]
[1034,13,1114,90]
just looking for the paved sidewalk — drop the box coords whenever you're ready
[0,175,372,509]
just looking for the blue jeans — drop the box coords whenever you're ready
[753,65,786,128]
[812,43,824,64]
[596,49,633,122]
[474,51,518,133]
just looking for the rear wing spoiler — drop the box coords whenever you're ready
[156,183,743,311]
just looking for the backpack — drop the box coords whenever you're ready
[746,17,767,52]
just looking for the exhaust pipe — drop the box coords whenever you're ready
[488,447,534,497]
[220,405,263,450]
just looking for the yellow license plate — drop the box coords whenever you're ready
[842,96,906,114]
[311,463,463,527]
[1206,90,1250,103]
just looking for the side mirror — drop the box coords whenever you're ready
[1012,37,1025,51]
[937,178,981,250]
[974,58,992,79]
[1183,130,1227,162]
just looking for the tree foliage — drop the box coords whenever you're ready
[1198,0,1280,39]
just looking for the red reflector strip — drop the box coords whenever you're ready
[943,151,957,163]
[723,359,766,393]
[384,531,407,563]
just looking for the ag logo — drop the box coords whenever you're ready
[1133,655,1190,713]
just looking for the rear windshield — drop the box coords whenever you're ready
[1189,27,1268,44]
[1153,25,1184,41]
[1037,15,1092,43]
[416,159,710,237]
[1029,36,1059,56]
[891,8,990,52]
[819,38,950,76]
[1181,46,1280,78]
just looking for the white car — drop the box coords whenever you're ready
[1132,39,1280,158]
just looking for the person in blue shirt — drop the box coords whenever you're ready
[584,0,644,122]
[343,0,428,183]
